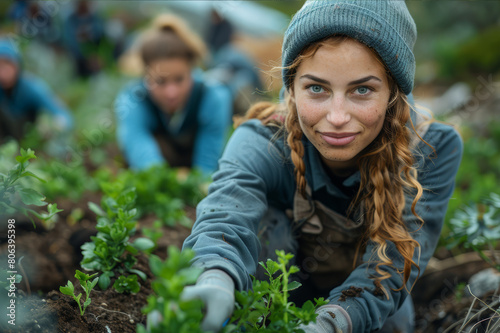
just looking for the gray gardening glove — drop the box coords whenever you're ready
[298,305,352,333]
[181,269,235,332]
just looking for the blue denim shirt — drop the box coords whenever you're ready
[114,73,232,175]
[183,115,463,332]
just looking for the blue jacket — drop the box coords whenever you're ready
[182,115,463,332]
[0,39,74,132]
[114,74,232,175]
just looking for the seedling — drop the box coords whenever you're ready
[81,183,154,290]
[0,147,63,227]
[137,246,204,333]
[60,270,98,316]
[225,250,328,332]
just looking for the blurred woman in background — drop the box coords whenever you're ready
[114,14,232,177]
[0,37,73,146]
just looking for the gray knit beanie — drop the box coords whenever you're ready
[282,0,417,95]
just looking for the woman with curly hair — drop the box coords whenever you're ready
[181,1,463,332]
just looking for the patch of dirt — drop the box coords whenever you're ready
[338,285,364,302]
[413,252,493,333]
[0,195,194,332]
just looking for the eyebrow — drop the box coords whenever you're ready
[299,74,382,86]
[348,75,382,85]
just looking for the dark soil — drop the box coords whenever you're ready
[0,195,193,333]
[413,252,493,333]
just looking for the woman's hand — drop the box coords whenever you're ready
[181,269,235,332]
[298,305,352,333]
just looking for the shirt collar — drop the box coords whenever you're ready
[304,137,361,199]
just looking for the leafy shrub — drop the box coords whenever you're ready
[0,147,62,226]
[115,165,206,226]
[81,183,154,290]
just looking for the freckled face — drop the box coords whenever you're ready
[291,39,391,173]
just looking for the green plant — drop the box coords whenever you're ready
[137,246,205,333]
[140,247,328,333]
[0,147,62,227]
[141,220,164,254]
[36,157,96,202]
[116,165,206,227]
[81,183,154,289]
[59,270,98,316]
[113,274,141,294]
[446,193,500,270]
[440,122,500,247]
[224,250,328,332]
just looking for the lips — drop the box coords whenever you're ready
[320,132,358,146]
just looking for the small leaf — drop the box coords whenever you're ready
[90,277,99,290]
[83,298,91,308]
[98,273,111,290]
[132,237,155,251]
[128,269,147,281]
[149,255,163,277]
[18,188,47,206]
[75,270,89,282]
[287,281,302,291]
[125,244,139,255]
[20,170,46,183]
[59,286,74,296]
[88,202,106,216]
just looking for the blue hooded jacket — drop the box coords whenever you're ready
[0,38,74,135]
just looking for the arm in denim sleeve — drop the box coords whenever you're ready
[326,122,463,332]
[182,119,295,290]
[114,86,165,170]
[29,76,74,130]
[192,84,232,175]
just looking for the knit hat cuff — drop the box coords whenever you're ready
[0,40,21,68]
[282,2,415,94]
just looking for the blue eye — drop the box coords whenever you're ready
[356,86,370,95]
[308,85,324,93]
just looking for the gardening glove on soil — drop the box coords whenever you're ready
[298,305,352,333]
[181,269,235,332]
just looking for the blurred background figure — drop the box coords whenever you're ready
[63,0,104,78]
[7,0,29,22]
[114,14,232,176]
[7,0,61,47]
[204,7,264,116]
[0,37,73,148]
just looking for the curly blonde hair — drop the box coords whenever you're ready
[238,36,430,292]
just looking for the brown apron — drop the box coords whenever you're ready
[293,185,365,290]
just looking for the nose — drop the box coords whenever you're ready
[326,95,351,127]
[162,83,180,99]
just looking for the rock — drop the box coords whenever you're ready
[417,82,472,116]
[465,268,500,298]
